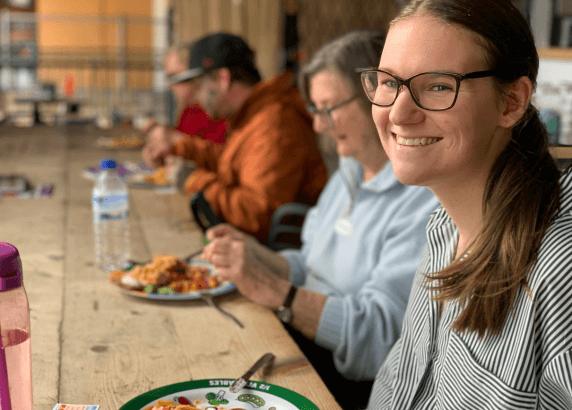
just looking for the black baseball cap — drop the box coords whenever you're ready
[169,33,261,84]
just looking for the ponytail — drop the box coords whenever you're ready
[427,106,561,337]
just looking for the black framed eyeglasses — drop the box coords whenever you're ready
[306,95,357,128]
[359,69,497,111]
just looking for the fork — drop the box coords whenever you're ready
[229,353,275,393]
[128,246,206,268]
[199,293,244,329]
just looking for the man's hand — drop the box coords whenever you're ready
[137,117,156,133]
[142,125,176,168]
[164,155,197,189]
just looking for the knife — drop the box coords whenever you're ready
[229,353,275,393]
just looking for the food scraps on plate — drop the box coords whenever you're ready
[109,254,219,294]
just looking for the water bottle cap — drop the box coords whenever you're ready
[0,243,23,291]
[100,158,117,169]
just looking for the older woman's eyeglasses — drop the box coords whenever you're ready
[359,69,497,111]
[306,95,357,128]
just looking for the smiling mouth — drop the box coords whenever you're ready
[394,134,441,146]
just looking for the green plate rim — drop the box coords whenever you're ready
[119,378,320,410]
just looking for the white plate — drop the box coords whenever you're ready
[120,379,319,410]
[126,172,174,190]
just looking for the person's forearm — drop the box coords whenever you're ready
[289,289,327,341]
[244,260,325,341]
[256,275,325,340]
[248,238,290,280]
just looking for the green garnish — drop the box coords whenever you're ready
[157,287,175,294]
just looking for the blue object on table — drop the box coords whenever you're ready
[539,109,561,144]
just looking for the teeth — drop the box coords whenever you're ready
[395,135,439,146]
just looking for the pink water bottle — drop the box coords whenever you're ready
[0,243,32,410]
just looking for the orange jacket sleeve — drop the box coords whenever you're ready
[171,134,225,171]
[182,104,318,240]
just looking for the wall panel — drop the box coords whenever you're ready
[297,0,399,65]
[173,0,282,80]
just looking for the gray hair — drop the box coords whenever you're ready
[299,30,386,111]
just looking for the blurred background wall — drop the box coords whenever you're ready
[0,0,569,130]
[171,0,283,81]
[296,0,398,66]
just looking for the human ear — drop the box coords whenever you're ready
[499,76,533,129]
[214,68,232,93]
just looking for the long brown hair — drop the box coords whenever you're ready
[396,0,561,337]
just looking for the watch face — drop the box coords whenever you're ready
[276,307,292,324]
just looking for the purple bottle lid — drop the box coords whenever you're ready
[0,243,23,291]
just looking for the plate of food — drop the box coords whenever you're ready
[120,379,319,410]
[96,135,145,149]
[127,167,171,188]
[109,254,235,300]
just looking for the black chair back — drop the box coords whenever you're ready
[190,191,223,234]
[267,203,311,251]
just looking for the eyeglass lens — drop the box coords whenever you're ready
[318,110,335,128]
[362,71,459,110]
[307,95,356,128]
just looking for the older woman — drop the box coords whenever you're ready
[363,0,572,408]
[202,30,439,409]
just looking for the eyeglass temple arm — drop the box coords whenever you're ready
[355,67,377,73]
[461,69,497,80]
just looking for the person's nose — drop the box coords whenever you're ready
[312,114,331,134]
[388,86,424,125]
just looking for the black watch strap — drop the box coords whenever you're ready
[275,285,298,324]
[282,285,298,309]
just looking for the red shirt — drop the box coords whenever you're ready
[175,105,228,144]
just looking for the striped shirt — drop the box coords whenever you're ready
[367,169,572,410]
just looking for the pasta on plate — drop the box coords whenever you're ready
[109,254,220,294]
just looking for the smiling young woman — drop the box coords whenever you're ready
[365,0,572,408]
[369,0,559,337]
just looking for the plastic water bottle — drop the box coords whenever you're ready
[92,158,130,271]
[0,242,33,410]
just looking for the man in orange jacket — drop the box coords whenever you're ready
[144,33,327,242]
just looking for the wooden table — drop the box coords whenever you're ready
[0,124,341,410]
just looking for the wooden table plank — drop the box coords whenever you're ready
[551,145,572,159]
[0,127,67,409]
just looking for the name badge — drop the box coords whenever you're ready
[335,218,353,237]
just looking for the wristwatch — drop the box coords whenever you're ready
[275,285,298,324]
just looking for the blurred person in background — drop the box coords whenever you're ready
[147,32,327,242]
[142,43,227,168]
[363,0,572,408]
[202,30,439,410]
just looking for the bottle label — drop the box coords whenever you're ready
[93,210,129,222]
[93,193,127,207]
[92,194,128,222]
